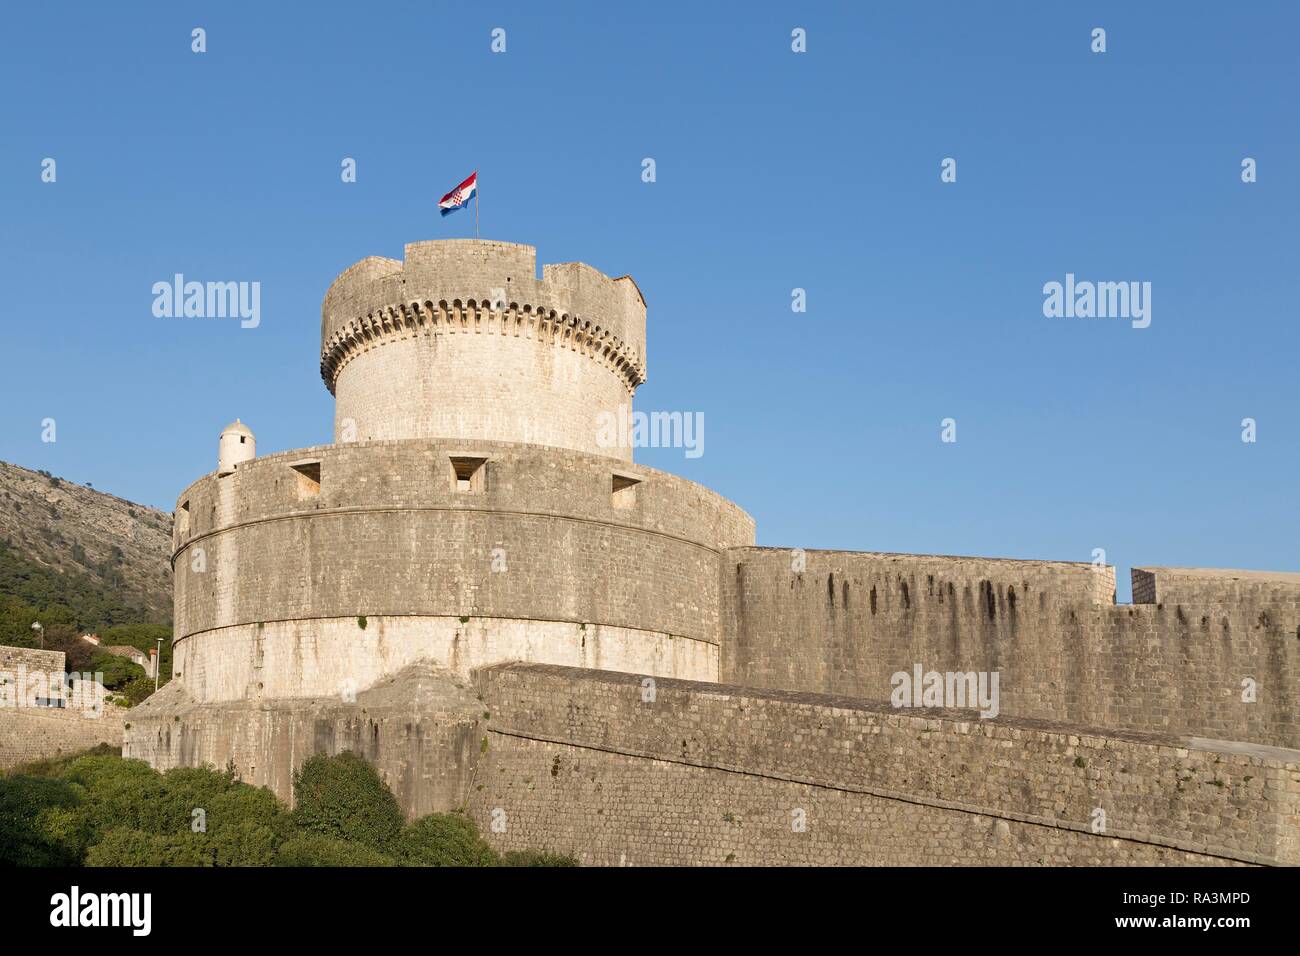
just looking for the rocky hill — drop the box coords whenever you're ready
[0,460,172,624]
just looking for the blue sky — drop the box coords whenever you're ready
[2,2,1296,599]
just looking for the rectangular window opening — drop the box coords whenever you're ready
[612,474,641,509]
[450,457,487,494]
[290,461,322,499]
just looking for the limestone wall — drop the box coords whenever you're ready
[0,646,66,674]
[331,331,633,455]
[320,241,647,457]
[720,549,1299,748]
[123,664,483,818]
[175,617,715,703]
[470,663,1299,866]
[170,439,753,702]
[123,659,1299,864]
[1132,566,1300,607]
[0,706,125,769]
[0,646,125,769]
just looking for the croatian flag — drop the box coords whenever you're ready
[439,171,477,216]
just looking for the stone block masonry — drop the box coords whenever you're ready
[124,663,483,819]
[1,645,124,769]
[1133,566,1300,607]
[0,704,125,770]
[0,646,66,674]
[470,663,1300,866]
[169,438,752,702]
[721,549,1299,748]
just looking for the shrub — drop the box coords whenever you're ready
[274,834,396,867]
[58,755,168,836]
[0,775,85,866]
[35,803,95,862]
[89,651,146,690]
[395,812,498,867]
[86,828,212,867]
[4,742,116,779]
[133,766,290,856]
[7,752,293,866]
[115,675,157,707]
[291,752,403,851]
[3,747,575,868]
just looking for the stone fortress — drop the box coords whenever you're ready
[125,239,1300,866]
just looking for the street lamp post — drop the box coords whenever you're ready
[155,637,164,692]
[31,621,43,648]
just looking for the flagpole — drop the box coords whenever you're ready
[475,180,480,240]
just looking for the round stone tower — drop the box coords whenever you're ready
[320,240,648,459]
[131,238,754,814]
[217,419,255,475]
[166,240,753,701]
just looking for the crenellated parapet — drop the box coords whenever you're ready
[319,240,647,393]
[318,240,649,456]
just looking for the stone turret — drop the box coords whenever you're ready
[217,419,255,476]
[319,240,647,460]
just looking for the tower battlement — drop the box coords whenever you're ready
[319,240,647,457]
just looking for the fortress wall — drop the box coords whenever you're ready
[470,664,1297,866]
[123,666,484,819]
[1088,602,1297,746]
[174,440,752,555]
[0,704,125,770]
[170,440,752,701]
[0,647,125,768]
[0,646,66,673]
[1133,567,1300,607]
[719,548,1110,715]
[176,510,724,640]
[719,549,1299,747]
[331,330,631,455]
[174,616,716,702]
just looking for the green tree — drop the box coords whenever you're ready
[274,834,397,867]
[291,752,404,851]
[0,775,85,866]
[86,829,212,867]
[394,812,499,867]
[3,747,576,868]
[89,651,145,690]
